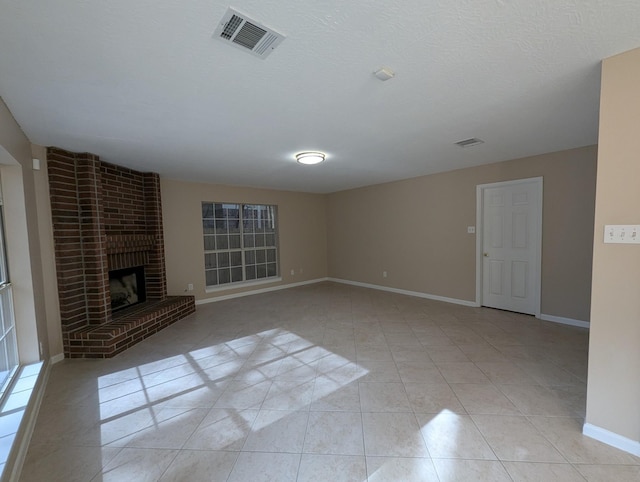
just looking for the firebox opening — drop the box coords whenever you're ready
[109,266,146,312]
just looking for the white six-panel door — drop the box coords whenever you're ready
[480,178,542,315]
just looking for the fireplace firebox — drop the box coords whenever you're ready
[109,266,146,312]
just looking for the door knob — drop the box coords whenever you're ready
[483,253,489,257]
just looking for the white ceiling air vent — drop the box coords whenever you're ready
[454,137,485,148]
[213,7,285,59]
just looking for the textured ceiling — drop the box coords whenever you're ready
[1,1,639,193]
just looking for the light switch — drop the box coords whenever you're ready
[467,226,476,234]
[604,225,640,244]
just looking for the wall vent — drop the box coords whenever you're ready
[213,8,285,59]
[454,137,485,148]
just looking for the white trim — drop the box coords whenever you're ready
[4,361,49,482]
[475,186,483,310]
[50,353,65,364]
[583,422,640,457]
[196,278,329,304]
[328,278,478,307]
[476,177,543,317]
[205,276,283,294]
[540,313,590,329]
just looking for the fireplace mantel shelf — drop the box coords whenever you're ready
[105,234,156,255]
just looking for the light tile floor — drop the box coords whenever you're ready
[19,282,640,481]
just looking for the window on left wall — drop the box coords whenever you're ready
[202,202,279,288]
[0,180,18,400]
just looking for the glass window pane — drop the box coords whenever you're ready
[0,341,9,374]
[228,209,240,224]
[223,204,239,218]
[229,219,241,234]
[243,234,255,247]
[266,249,276,263]
[216,235,229,250]
[263,225,274,234]
[0,189,18,392]
[256,264,267,279]
[231,267,243,283]
[243,218,255,233]
[0,210,6,283]
[255,234,265,247]
[204,235,216,251]
[214,203,226,218]
[230,251,242,267]
[245,250,255,264]
[206,270,218,286]
[256,249,266,264]
[0,337,13,385]
[218,268,231,285]
[229,235,241,249]
[265,233,276,247]
[217,252,230,268]
[215,219,229,234]
[203,220,215,234]
[267,263,277,277]
[202,202,214,219]
[0,289,5,332]
[245,265,256,280]
[204,253,217,269]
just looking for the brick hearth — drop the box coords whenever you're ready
[48,147,195,358]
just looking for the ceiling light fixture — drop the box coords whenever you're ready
[295,151,325,165]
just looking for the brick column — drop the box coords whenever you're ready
[76,154,111,325]
[143,172,167,300]
[48,149,87,347]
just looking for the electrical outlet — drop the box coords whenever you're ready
[383,271,388,278]
[290,269,295,276]
[187,283,194,291]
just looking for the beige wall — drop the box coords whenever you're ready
[31,145,63,357]
[161,179,328,301]
[327,146,597,321]
[0,99,52,361]
[586,48,640,442]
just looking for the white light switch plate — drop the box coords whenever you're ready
[604,225,640,244]
[467,226,476,234]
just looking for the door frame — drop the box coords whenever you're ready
[475,177,543,318]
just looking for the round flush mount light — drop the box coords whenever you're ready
[295,151,325,165]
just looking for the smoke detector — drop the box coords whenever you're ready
[374,67,395,81]
[213,7,285,59]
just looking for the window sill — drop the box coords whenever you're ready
[0,362,44,480]
[205,276,283,294]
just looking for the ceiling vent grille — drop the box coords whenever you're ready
[454,137,485,148]
[214,8,285,59]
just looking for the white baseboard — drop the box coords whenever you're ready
[327,278,478,307]
[50,353,65,364]
[583,422,640,457]
[195,278,330,305]
[540,313,590,329]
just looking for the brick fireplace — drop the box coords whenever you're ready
[48,147,195,358]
